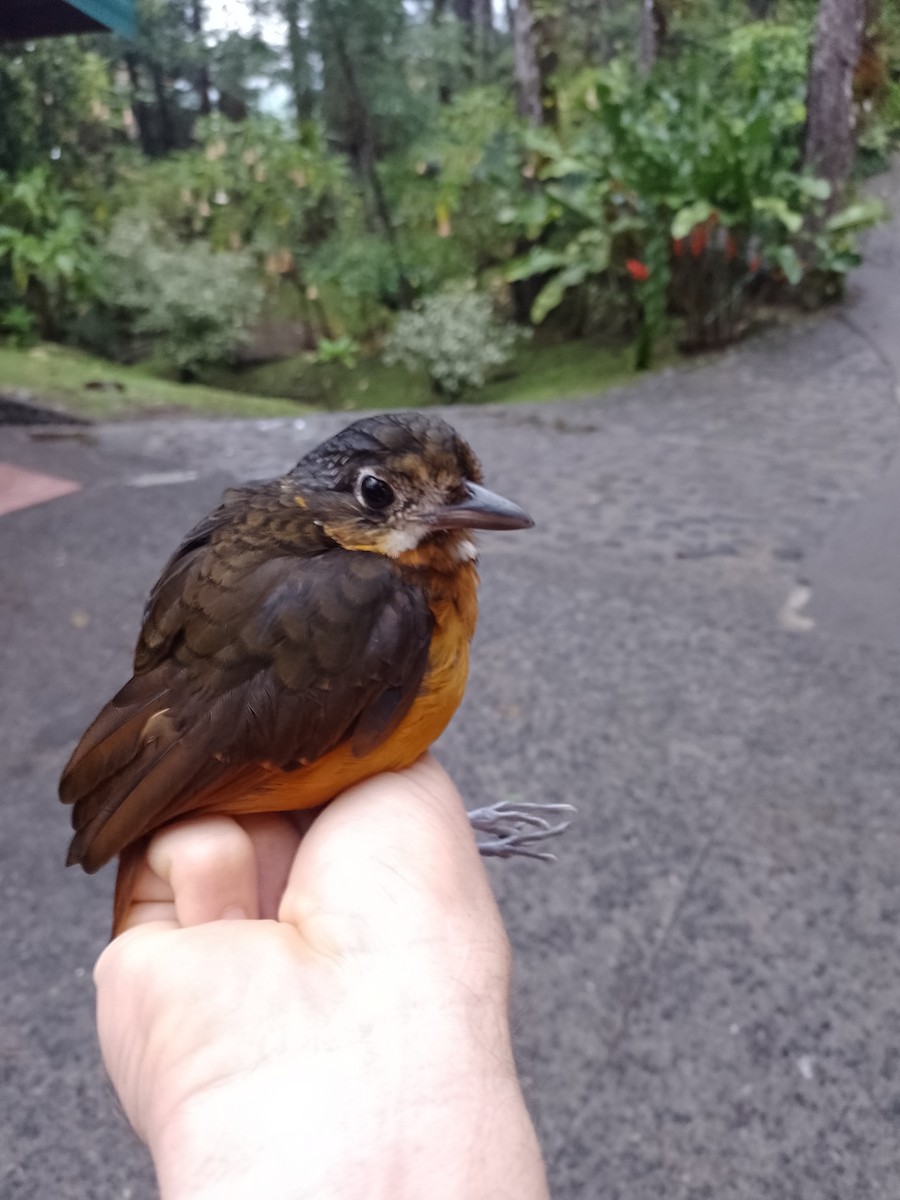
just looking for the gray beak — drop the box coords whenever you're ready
[429,481,534,532]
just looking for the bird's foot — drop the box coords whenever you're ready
[468,800,575,863]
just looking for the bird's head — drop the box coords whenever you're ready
[287,412,533,566]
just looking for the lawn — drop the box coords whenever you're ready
[0,337,668,422]
[0,344,308,421]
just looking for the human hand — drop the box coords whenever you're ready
[94,756,549,1200]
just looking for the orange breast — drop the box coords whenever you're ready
[220,562,478,814]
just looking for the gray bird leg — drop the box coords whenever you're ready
[468,800,575,862]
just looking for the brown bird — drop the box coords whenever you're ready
[61,412,565,934]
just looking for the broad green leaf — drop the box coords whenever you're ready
[774,244,802,285]
[572,228,610,271]
[544,183,604,223]
[539,156,591,180]
[671,201,715,240]
[753,197,802,233]
[506,248,569,282]
[531,263,590,324]
[825,200,886,233]
[797,176,831,200]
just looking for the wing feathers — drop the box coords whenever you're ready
[61,539,433,875]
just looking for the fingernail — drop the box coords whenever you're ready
[220,905,248,921]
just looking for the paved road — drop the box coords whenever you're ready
[3,174,900,1198]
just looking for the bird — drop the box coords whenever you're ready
[60,411,568,935]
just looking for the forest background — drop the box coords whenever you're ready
[0,0,897,420]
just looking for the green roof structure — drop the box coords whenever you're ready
[0,0,135,41]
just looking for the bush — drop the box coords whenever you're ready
[383,288,521,398]
[101,215,263,374]
[504,24,884,363]
[0,167,100,338]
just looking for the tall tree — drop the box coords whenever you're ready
[637,0,656,75]
[638,0,667,77]
[312,0,413,301]
[513,0,558,127]
[280,0,315,123]
[188,0,211,116]
[803,0,865,213]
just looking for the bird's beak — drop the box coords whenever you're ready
[428,481,534,532]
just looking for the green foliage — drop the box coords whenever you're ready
[0,168,100,337]
[312,0,429,159]
[505,23,883,362]
[116,115,347,265]
[101,215,264,373]
[309,232,404,329]
[0,1,888,385]
[0,341,306,421]
[396,86,525,272]
[383,287,522,398]
[0,304,37,347]
[313,336,360,368]
[0,40,118,179]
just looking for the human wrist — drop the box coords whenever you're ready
[148,982,547,1200]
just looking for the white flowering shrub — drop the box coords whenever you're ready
[102,215,263,373]
[383,288,521,398]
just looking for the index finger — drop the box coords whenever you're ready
[121,813,302,931]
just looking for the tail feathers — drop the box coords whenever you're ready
[60,678,168,797]
[67,735,223,874]
[60,702,172,812]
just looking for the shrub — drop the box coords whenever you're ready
[0,167,100,338]
[101,215,264,374]
[383,288,521,397]
[504,25,884,364]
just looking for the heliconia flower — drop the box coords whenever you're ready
[672,237,685,257]
[626,258,650,281]
[689,225,707,257]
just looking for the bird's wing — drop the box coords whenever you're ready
[60,540,433,873]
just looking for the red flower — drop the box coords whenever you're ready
[689,224,707,257]
[672,237,685,257]
[625,258,650,281]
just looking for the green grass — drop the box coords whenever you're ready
[0,343,310,421]
[0,336,669,421]
[209,337,664,412]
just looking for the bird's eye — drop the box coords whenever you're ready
[356,474,395,511]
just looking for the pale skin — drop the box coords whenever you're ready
[94,755,550,1200]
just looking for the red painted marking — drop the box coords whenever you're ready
[0,463,81,516]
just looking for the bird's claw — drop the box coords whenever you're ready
[467,800,576,863]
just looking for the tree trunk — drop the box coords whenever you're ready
[124,53,155,156]
[149,60,176,155]
[638,0,667,76]
[638,0,656,76]
[474,0,493,78]
[804,0,865,213]
[320,4,412,305]
[513,0,557,127]
[189,0,212,116]
[282,0,314,123]
[453,0,475,77]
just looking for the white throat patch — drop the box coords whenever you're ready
[380,526,479,562]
